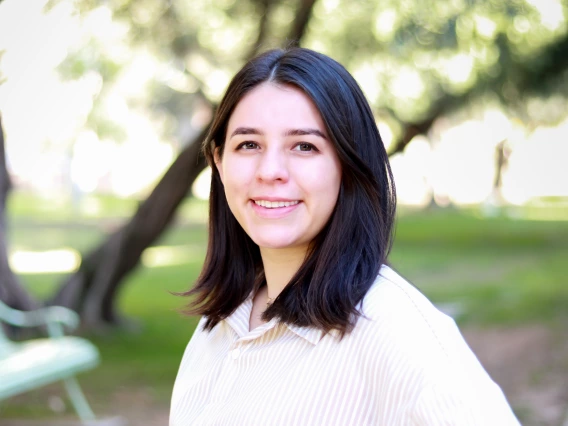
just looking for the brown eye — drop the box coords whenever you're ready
[294,143,316,152]
[238,142,258,150]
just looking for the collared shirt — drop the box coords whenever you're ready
[170,266,520,425]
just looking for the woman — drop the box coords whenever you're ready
[170,48,520,425]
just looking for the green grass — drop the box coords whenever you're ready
[390,209,568,325]
[7,191,139,222]
[2,193,567,419]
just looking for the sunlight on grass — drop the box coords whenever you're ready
[9,244,206,274]
[9,248,80,274]
[141,244,204,268]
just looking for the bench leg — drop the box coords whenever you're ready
[63,377,96,423]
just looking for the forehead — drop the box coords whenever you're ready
[226,83,327,136]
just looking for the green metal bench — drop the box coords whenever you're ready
[0,299,100,424]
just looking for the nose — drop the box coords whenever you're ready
[256,148,289,183]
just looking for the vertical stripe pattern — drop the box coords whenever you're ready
[170,266,520,425]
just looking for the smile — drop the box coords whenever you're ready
[254,200,300,209]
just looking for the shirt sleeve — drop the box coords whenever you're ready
[411,380,521,426]
[170,316,208,413]
[367,271,521,425]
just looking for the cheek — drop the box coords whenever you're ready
[220,157,254,200]
[301,159,341,209]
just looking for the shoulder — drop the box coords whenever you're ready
[353,265,484,380]
[362,265,441,315]
[351,266,519,423]
[358,265,457,348]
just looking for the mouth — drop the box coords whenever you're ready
[253,200,300,209]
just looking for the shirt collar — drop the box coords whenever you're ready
[285,323,325,345]
[224,296,254,338]
[223,295,325,345]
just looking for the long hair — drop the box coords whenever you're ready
[182,47,396,336]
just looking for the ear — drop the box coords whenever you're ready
[213,147,224,184]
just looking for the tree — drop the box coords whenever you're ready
[1,0,320,326]
[1,0,567,328]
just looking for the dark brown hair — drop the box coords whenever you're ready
[182,47,396,335]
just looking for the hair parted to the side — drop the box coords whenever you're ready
[181,47,397,336]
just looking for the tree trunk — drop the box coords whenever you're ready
[246,0,275,59]
[51,125,208,326]
[0,115,38,311]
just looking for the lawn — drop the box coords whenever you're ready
[391,209,568,325]
[1,193,567,423]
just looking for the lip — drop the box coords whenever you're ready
[250,199,302,219]
[251,196,299,202]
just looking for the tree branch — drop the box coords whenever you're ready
[286,0,318,45]
[388,32,568,156]
[246,0,275,60]
[388,116,437,157]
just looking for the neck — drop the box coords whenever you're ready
[260,245,308,299]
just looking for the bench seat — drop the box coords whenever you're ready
[0,300,102,424]
[0,336,99,400]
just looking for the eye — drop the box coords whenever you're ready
[293,143,318,152]
[236,141,259,150]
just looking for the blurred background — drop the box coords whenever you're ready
[0,0,566,424]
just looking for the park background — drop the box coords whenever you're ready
[0,0,567,424]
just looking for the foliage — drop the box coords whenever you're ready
[53,0,568,152]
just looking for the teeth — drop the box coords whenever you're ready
[254,200,299,209]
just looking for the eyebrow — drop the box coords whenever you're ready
[229,127,327,140]
[285,128,327,139]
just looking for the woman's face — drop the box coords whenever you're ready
[216,82,342,253]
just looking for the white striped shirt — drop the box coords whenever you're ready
[170,266,520,425]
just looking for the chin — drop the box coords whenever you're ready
[251,234,304,250]
[255,240,300,250]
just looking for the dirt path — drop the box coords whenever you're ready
[464,325,568,426]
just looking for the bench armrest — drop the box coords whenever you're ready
[0,302,79,337]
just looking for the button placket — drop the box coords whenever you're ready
[208,353,240,403]
[230,347,241,360]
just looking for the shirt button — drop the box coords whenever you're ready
[231,348,241,360]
